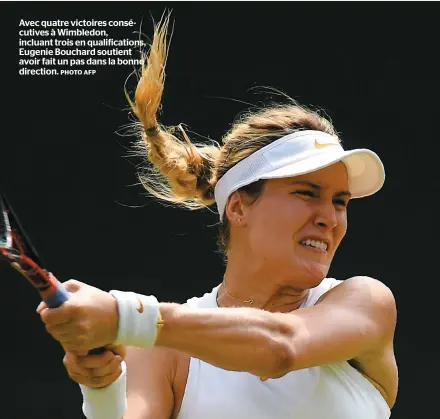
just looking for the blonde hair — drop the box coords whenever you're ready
[125,16,339,254]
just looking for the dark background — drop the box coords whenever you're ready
[1,2,437,418]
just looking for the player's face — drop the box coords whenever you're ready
[245,162,350,288]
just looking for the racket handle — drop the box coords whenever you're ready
[44,275,106,355]
[44,283,70,309]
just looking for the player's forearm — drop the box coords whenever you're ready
[154,303,294,378]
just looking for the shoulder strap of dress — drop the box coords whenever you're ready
[186,284,221,309]
[301,278,343,308]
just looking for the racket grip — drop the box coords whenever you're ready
[44,283,70,309]
[44,275,106,355]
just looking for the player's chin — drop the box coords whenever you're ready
[295,259,330,285]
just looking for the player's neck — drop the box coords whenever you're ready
[217,261,308,313]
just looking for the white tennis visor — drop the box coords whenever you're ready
[214,130,385,221]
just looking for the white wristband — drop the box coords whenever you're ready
[80,361,127,419]
[110,290,161,348]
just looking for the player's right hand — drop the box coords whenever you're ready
[63,345,126,389]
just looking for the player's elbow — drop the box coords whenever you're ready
[263,322,296,379]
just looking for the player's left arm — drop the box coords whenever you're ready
[156,276,396,377]
[279,276,397,371]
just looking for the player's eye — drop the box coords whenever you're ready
[292,190,316,197]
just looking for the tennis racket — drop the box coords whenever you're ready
[0,193,104,354]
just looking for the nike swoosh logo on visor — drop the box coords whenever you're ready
[314,139,337,149]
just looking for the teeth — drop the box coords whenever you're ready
[301,239,328,251]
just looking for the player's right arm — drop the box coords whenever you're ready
[63,345,175,419]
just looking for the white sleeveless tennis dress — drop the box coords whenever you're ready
[176,278,391,419]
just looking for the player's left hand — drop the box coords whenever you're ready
[63,344,126,389]
[37,279,119,355]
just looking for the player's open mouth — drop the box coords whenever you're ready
[300,239,328,252]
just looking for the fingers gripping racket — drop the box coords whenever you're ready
[0,193,104,354]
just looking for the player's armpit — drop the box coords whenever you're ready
[279,276,397,373]
[123,346,176,419]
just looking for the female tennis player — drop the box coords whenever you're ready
[38,16,398,419]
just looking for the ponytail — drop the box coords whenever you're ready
[125,14,220,209]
